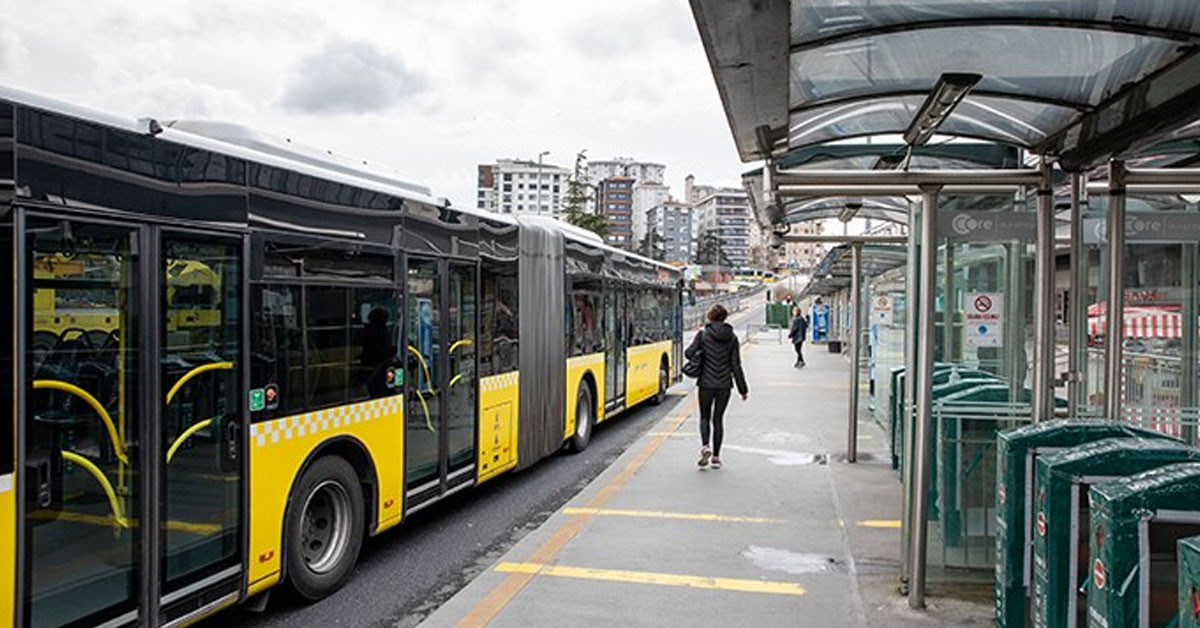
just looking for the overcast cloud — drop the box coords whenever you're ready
[0,0,743,208]
[281,38,427,114]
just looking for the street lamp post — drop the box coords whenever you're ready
[536,150,550,216]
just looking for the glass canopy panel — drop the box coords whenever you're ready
[789,26,1187,111]
[788,94,1078,148]
[791,1,1200,47]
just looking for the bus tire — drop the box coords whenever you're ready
[569,384,594,452]
[652,360,668,405]
[285,455,365,601]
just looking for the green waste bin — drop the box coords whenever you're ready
[766,303,791,328]
[1089,463,1200,628]
[1032,437,1194,628]
[1178,535,1200,628]
[995,421,1175,628]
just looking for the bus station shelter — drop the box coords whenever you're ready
[691,0,1200,609]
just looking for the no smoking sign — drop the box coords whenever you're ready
[965,292,1004,348]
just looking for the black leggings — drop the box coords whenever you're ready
[699,387,732,456]
[793,340,805,363]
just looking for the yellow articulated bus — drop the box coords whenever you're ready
[0,87,682,628]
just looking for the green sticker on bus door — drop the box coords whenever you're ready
[249,388,265,412]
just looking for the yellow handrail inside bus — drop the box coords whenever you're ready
[166,418,213,463]
[449,338,473,354]
[449,373,463,389]
[407,346,433,392]
[61,450,128,530]
[412,389,434,431]
[33,380,128,466]
[166,361,234,405]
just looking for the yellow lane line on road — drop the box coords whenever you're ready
[562,507,785,524]
[856,520,901,529]
[452,395,700,628]
[495,562,806,597]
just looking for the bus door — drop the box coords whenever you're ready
[404,258,477,511]
[20,216,244,628]
[156,231,244,623]
[604,285,627,412]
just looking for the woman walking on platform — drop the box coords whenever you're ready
[788,306,808,367]
[685,304,749,469]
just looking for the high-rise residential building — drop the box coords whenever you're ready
[646,200,693,263]
[631,181,670,242]
[596,176,635,247]
[692,186,752,268]
[588,157,665,186]
[783,221,826,273]
[589,158,667,245]
[476,158,572,216]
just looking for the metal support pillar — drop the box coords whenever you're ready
[909,186,940,609]
[1067,174,1087,415]
[1006,242,1024,400]
[1033,163,1056,422]
[1182,201,1198,443]
[1105,162,1127,421]
[900,200,920,583]
[943,245,955,363]
[848,242,862,463]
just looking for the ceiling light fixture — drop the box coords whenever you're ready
[903,73,982,147]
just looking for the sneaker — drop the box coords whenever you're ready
[698,446,712,468]
[710,456,723,469]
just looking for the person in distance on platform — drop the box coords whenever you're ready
[787,306,808,368]
[685,303,749,470]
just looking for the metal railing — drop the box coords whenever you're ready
[928,401,1033,570]
[682,286,763,329]
[1085,347,1200,436]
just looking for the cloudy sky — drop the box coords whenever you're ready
[0,0,745,208]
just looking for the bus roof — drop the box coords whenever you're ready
[0,84,674,274]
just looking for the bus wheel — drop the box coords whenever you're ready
[569,384,594,452]
[286,456,365,601]
[652,362,668,405]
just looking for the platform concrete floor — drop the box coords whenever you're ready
[418,336,992,628]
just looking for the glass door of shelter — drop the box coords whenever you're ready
[926,200,1036,572]
[158,232,243,620]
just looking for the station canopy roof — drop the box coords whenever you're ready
[743,142,1023,226]
[692,1,1200,171]
[802,243,908,297]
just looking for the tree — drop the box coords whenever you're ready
[561,150,609,238]
[695,229,729,266]
[638,227,666,261]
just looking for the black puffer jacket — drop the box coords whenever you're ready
[685,321,748,394]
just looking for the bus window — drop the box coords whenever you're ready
[568,279,603,357]
[306,287,351,409]
[251,285,304,418]
[351,288,400,400]
[480,261,519,377]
